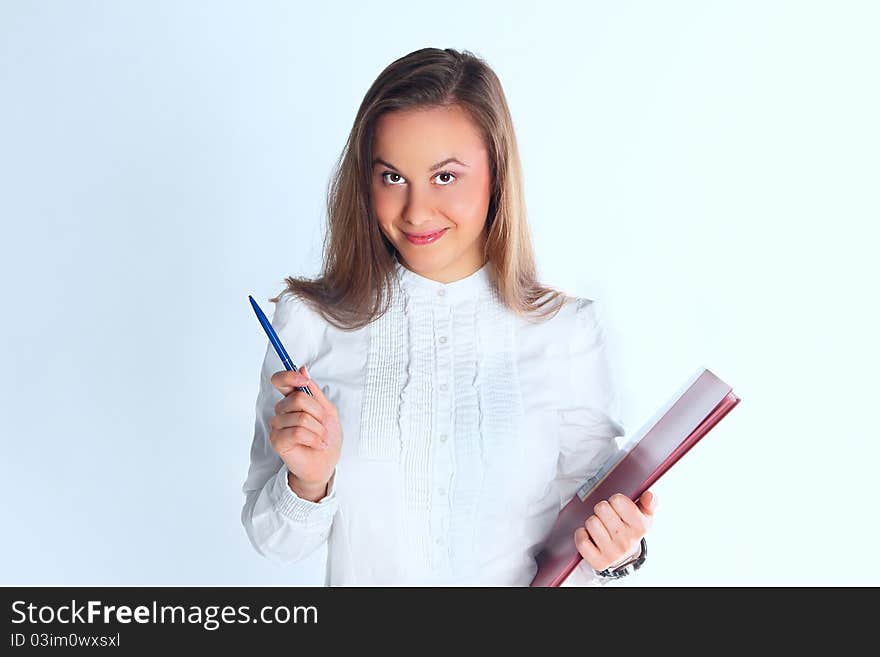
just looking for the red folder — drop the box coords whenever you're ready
[530,368,741,587]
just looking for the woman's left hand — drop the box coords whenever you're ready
[574,490,657,571]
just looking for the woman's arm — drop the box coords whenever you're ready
[550,297,634,586]
[241,461,338,564]
[240,293,338,564]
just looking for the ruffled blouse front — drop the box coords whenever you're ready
[241,259,627,586]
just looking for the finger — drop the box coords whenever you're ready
[638,490,657,517]
[271,409,327,441]
[272,424,328,451]
[271,369,311,396]
[584,514,614,553]
[275,389,325,420]
[593,499,631,548]
[299,365,335,414]
[284,425,327,450]
[574,526,602,565]
[608,493,649,534]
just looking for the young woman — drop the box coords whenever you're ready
[241,47,657,586]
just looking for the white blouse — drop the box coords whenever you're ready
[241,259,631,586]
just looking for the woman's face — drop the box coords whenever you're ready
[371,105,492,284]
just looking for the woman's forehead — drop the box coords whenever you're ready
[373,107,486,165]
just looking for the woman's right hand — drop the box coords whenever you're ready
[269,365,342,499]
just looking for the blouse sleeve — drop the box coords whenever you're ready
[240,292,339,565]
[553,297,630,587]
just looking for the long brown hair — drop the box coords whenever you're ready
[270,47,570,330]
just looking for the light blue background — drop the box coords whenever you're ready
[1,0,877,585]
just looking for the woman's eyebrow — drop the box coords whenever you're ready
[371,157,469,172]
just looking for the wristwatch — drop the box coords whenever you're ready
[594,538,648,579]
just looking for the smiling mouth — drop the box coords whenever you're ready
[403,228,449,245]
[404,229,448,238]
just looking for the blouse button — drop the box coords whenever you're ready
[440,383,448,391]
[439,434,448,443]
[438,486,446,496]
[439,336,447,344]
[437,289,446,297]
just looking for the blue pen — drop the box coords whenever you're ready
[248,295,314,397]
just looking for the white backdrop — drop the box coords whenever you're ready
[1,0,877,586]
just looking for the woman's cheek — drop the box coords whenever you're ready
[372,192,397,228]
[451,183,490,224]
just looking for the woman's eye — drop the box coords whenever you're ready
[381,171,457,186]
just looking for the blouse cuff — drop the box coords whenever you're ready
[270,463,338,525]
[606,540,643,570]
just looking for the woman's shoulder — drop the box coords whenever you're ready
[513,291,615,364]
[570,295,605,331]
[564,295,614,347]
[271,289,323,325]
[268,290,329,365]
[519,291,601,331]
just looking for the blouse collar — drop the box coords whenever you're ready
[394,257,492,303]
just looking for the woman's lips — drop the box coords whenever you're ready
[404,228,448,245]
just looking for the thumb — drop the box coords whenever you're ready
[639,490,657,516]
